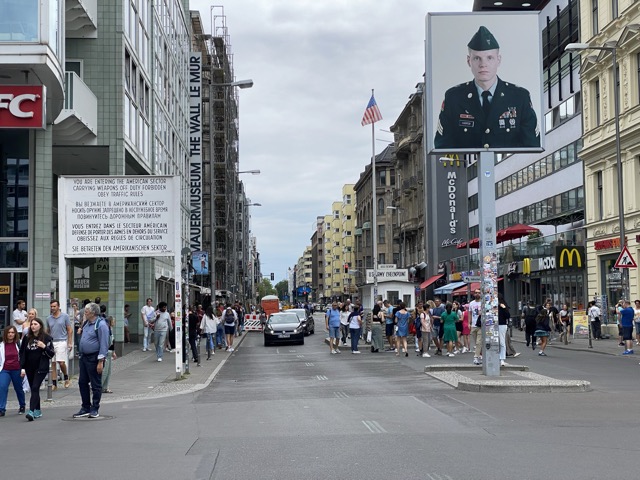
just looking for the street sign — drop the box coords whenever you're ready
[614,245,637,268]
[462,274,480,283]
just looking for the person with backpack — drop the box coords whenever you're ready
[522,300,539,350]
[20,318,55,421]
[73,302,109,418]
[201,306,218,360]
[223,306,238,352]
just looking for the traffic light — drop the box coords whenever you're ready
[344,264,349,274]
[270,272,274,281]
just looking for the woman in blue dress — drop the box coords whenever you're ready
[394,302,410,357]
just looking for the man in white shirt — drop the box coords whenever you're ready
[12,299,27,335]
[140,298,156,352]
[588,300,602,340]
[469,289,483,365]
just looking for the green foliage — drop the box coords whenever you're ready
[275,280,289,300]
[257,278,276,299]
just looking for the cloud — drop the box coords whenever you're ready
[190,0,473,282]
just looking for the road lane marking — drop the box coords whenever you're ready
[362,420,386,434]
[316,375,328,381]
[305,362,315,366]
[333,391,349,399]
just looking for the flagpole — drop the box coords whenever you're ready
[371,88,378,306]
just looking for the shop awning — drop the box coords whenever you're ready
[434,281,467,295]
[451,278,504,296]
[419,274,443,290]
[452,282,479,296]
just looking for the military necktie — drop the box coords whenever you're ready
[481,90,492,116]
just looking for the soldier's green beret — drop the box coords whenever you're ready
[467,26,499,51]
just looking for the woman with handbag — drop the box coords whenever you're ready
[0,326,26,416]
[370,303,385,353]
[201,306,218,360]
[19,317,55,421]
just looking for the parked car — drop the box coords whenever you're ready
[286,308,315,336]
[263,312,305,346]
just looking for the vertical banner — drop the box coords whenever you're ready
[189,52,202,252]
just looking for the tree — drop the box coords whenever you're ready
[275,280,289,300]
[257,278,276,299]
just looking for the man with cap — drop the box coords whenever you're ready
[434,25,540,150]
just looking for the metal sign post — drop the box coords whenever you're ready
[477,152,500,376]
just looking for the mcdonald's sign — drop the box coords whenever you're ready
[555,246,585,270]
[522,258,531,275]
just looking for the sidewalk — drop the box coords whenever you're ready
[509,327,630,356]
[3,333,248,412]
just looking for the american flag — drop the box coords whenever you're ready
[361,94,382,126]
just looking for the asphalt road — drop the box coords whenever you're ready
[3,313,640,480]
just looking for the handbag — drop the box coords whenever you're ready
[366,330,372,343]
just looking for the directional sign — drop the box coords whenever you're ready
[462,274,481,283]
[614,245,637,268]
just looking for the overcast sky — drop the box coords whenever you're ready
[190,0,473,283]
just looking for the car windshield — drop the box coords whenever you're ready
[269,314,300,325]
[288,309,306,318]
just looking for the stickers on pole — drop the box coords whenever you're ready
[614,246,637,269]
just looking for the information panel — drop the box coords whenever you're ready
[59,176,178,257]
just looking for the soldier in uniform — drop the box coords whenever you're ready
[434,26,540,150]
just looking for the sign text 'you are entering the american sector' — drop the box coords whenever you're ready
[60,176,177,257]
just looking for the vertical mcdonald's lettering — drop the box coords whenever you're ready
[522,258,531,275]
[555,246,585,269]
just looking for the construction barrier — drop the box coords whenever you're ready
[244,314,263,332]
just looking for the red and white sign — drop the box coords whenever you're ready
[614,245,637,269]
[0,85,46,129]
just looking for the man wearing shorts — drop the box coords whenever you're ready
[469,290,483,365]
[326,302,341,354]
[431,297,445,355]
[620,300,635,355]
[46,299,73,389]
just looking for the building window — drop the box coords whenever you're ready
[389,170,396,186]
[377,198,384,216]
[594,79,601,127]
[378,225,385,244]
[592,0,598,35]
[378,170,386,187]
[378,253,385,265]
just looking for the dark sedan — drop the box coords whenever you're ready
[263,312,305,346]
[286,308,315,336]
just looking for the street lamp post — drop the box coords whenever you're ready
[387,206,403,267]
[566,41,627,301]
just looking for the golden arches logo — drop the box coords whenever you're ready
[557,247,584,269]
[522,258,531,275]
[439,154,462,167]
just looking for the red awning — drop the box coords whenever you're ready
[452,282,479,296]
[419,274,443,290]
[497,223,541,243]
[469,238,480,248]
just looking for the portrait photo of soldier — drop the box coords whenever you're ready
[428,17,543,153]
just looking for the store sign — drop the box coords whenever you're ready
[0,85,45,129]
[594,237,624,251]
[365,269,408,283]
[556,246,585,270]
[188,53,202,252]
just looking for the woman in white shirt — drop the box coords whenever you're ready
[339,303,350,347]
[201,306,219,360]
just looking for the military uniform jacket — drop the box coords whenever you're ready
[434,78,540,150]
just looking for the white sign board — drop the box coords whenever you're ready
[365,269,408,283]
[378,264,397,270]
[59,176,177,257]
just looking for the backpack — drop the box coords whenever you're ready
[524,306,537,323]
[224,310,235,324]
[535,309,548,328]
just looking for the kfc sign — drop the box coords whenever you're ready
[0,85,45,129]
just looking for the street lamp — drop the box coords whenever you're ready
[238,170,260,175]
[386,206,404,267]
[219,79,254,89]
[565,41,626,300]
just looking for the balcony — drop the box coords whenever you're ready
[53,72,97,145]
[65,0,97,38]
